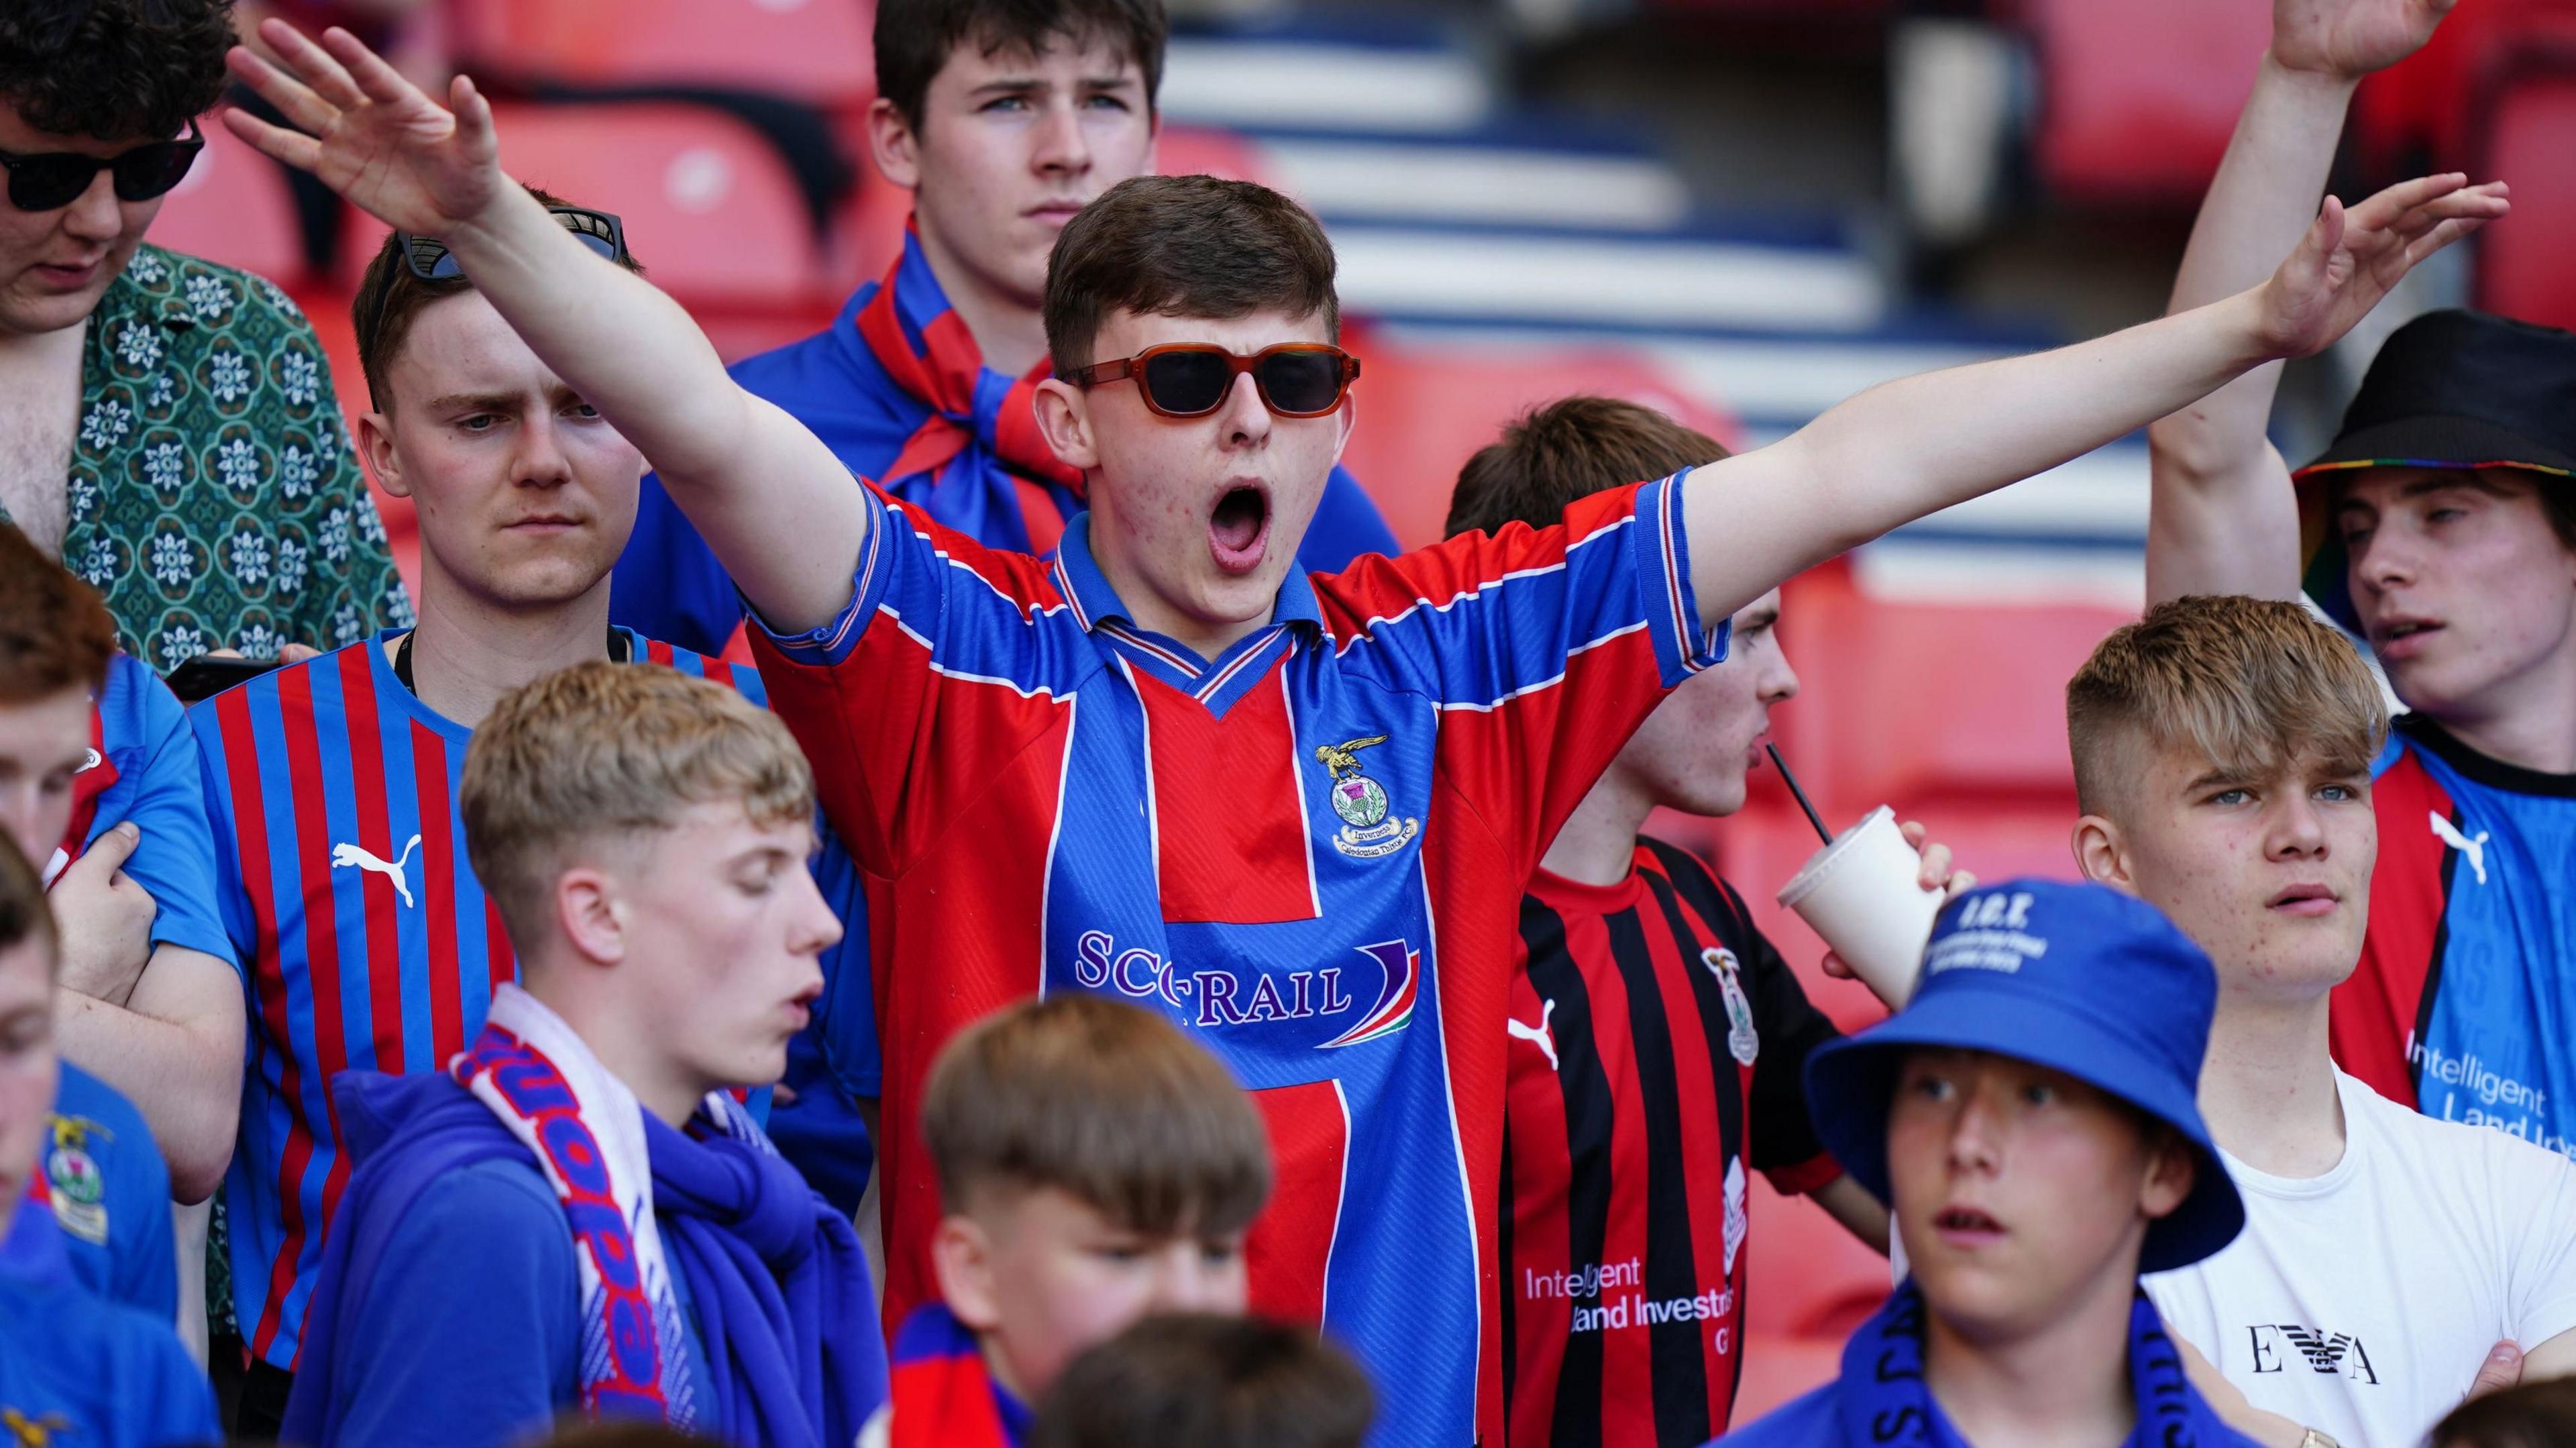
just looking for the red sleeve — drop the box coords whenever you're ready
[2329,748,2453,1110]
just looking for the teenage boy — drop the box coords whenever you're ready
[2139,0,2576,1143]
[2063,595,2576,1447]
[2,523,241,1323]
[609,0,1397,656]
[0,830,218,1445]
[1446,397,1902,1445]
[278,662,885,1448]
[1031,1314,1377,1448]
[872,992,1271,1447]
[224,23,2476,1440]
[187,201,871,1428]
[1723,880,2258,1447]
[0,0,407,666]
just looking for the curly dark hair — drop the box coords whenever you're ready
[0,0,235,144]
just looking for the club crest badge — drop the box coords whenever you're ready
[44,1114,108,1245]
[1702,947,1760,1066]
[1315,735,1419,860]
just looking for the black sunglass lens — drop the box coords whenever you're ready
[1257,352,1342,413]
[111,142,199,202]
[571,230,620,262]
[10,156,97,211]
[1140,350,1232,415]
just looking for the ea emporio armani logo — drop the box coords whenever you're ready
[333,833,423,908]
[2247,1324,2379,1384]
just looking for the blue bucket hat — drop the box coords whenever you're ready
[1801,879,2244,1274]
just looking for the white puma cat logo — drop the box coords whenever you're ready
[332,833,423,909]
[1507,998,1559,1074]
[2429,812,2489,887]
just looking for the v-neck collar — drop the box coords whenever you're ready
[1050,513,1322,715]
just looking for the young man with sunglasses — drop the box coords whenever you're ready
[607,0,1397,660]
[184,189,871,1436]
[225,21,2477,1441]
[0,0,409,670]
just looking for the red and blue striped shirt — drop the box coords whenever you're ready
[752,471,1721,1447]
[193,630,873,1371]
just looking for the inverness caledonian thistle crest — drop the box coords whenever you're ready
[1316,735,1419,860]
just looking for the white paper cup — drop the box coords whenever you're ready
[1776,805,1943,1009]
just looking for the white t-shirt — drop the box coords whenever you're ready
[2145,1069,2576,1448]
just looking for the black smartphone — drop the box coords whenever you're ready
[164,654,281,703]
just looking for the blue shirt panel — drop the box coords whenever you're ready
[0,1203,215,1448]
[50,1062,176,1321]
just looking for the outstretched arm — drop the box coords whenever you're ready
[2146,0,2487,605]
[224,21,868,635]
[1680,175,2489,623]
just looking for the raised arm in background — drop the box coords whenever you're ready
[1680,160,2498,627]
[223,21,871,637]
[2145,0,2491,605]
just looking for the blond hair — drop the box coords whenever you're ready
[2066,595,2389,817]
[922,994,1273,1237]
[462,661,816,953]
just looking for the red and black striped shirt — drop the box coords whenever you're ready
[1502,836,1841,1447]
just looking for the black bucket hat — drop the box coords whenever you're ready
[2294,309,2576,628]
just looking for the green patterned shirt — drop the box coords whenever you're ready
[15,242,413,668]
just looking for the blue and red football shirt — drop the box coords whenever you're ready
[606,278,1400,658]
[750,472,1721,1447]
[49,651,234,968]
[2332,714,2576,1157]
[192,629,876,1372]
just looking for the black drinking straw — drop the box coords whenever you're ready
[1766,742,1833,845]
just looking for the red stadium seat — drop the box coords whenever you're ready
[1772,567,2125,817]
[146,111,307,289]
[2355,0,2576,183]
[451,102,840,356]
[2475,68,2576,331]
[450,0,875,111]
[1332,334,1738,552]
[2020,0,2271,205]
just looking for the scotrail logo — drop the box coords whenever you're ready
[1072,931,1419,1048]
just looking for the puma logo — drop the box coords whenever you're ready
[1507,998,1558,1073]
[332,833,423,909]
[2430,812,2489,886]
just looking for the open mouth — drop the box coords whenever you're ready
[2375,619,2444,654]
[1208,484,1272,575]
[1932,1204,2004,1245]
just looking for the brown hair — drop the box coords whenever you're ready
[462,661,816,956]
[1446,396,1729,539]
[2432,1378,2576,1448]
[922,994,1272,1236]
[875,0,1167,132]
[352,186,645,413]
[1031,1314,1375,1448]
[2065,595,2390,818]
[0,831,56,975]
[1044,175,1337,378]
[0,523,116,704]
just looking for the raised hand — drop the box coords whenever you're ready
[2272,0,2456,81]
[2253,172,2508,360]
[223,19,506,240]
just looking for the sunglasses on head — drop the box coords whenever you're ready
[396,206,629,280]
[0,119,203,213]
[1071,343,1360,419]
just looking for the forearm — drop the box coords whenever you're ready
[1689,289,2273,619]
[2146,58,2353,603]
[52,956,244,1202]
